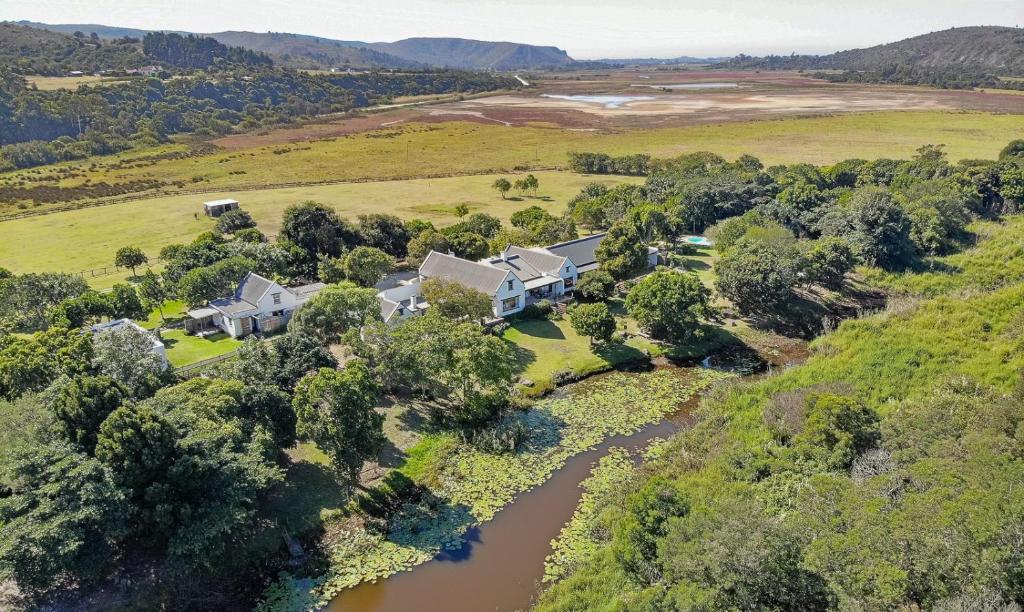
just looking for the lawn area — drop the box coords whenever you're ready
[139,299,188,329]
[24,75,132,90]
[160,328,242,367]
[503,317,660,391]
[0,171,636,281]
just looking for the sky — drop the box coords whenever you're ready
[2,0,1022,59]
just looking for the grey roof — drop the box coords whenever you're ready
[210,296,258,316]
[380,299,400,321]
[420,251,509,295]
[486,254,546,283]
[291,282,326,298]
[544,233,607,268]
[236,272,275,305]
[506,246,567,275]
[187,307,219,319]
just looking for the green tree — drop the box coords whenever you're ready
[817,187,915,269]
[406,229,450,266]
[91,324,166,398]
[279,201,360,276]
[137,270,169,323]
[596,222,649,280]
[0,327,93,400]
[715,236,801,316]
[492,177,512,199]
[511,205,555,229]
[342,246,395,287]
[999,139,1024,160]
[625,270,715,341]
[51,375,127,453]
[454,203,470,218]
[176,255,253,308]
[802,237,855,290]
[293,361,384,483]
[357,213,410,258]
[569,302,616,345]
[288,282,380,345]
[464,212,502,238]
[790,394,880,471]
[106,283,145,320]
[214,208,257,234]
[571,198,609,232]
[448,232,490,260]
[421,277,493,321]
[317,255,347,284]
[114,245,147,278]
[575,269,616,302]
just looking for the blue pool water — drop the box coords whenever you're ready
[684,236,712,246]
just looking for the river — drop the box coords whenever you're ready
[329,355,789,611]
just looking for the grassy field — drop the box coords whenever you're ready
[160,328,241,367]
[24,75,132,90]
[2,110,1021,218]
[0,171,636,280]
[504,317,660,392]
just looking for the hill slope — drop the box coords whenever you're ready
[11,20,186,39]
[366,37,574,70]
[0,22,148,75]
[205,31,423,69]
[828,26,1024,74]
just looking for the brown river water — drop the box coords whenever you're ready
[330,352,792,612]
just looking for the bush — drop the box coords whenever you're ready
[517,299,554,320]
[575,270,616,302]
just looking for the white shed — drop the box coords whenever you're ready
[203,199,240,217]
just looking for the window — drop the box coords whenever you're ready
[272,293,281,305]
[566,266,571,273]
[507,279,515,291]
[564,277,575,288]
[502,296,519,312]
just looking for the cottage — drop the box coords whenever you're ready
[185,272,324,338]
[202,199,240,217]
[90,318,169,370]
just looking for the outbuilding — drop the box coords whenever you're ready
[203,199,240,217]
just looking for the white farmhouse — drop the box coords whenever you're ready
[185,272,324,338]
[90,318,169,370]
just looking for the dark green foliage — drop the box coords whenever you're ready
[214,208,257,234]
[595,222,649,280]
[715,231,801,316]
[0,23,146,75]
[175,255,254,307]
[357,213,411,257]
[240,384,296,450]
[575,269,616,302]
[568,152,651,175]
[568,302,616,344]
[406,229,449,266]
[625,270,715,341]
[447,232,489,261]
[279,201,360,276]
[288,281,380,345]
[817,188,916,269]
[0,428,126,594]
[0,327,93,400]
[1000,139,1024,161]
[801,237,855,290]
[0,271,89,332]
[420,277,493,321]
[342,246,395,287]
[51,375,127,453]
[142,32,273,69]
[463,212,503,238]
[293,361,384,483]
[114,245,148,276]
[107,283,145,320]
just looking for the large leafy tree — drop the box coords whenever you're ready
[288,281,380,345]
[279,201,361,276]
[420,277,493,321]
[595,222,649,280]
[625,270,715,341]
[406,229,450,267]
[341,246,395,287]
[0,327,93,400]
[91,324,167,398]
[817,187,915,269]
[575,269,616,302]
[114,245,148,278]
[51,375,127,454]
[0,272,90,332]
[715,233,802,316]
[293,361,384,483]
[357,213,410,258]
[569,302,617,345]
[214,208,257,234]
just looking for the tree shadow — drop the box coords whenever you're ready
[681,258,712,272]
[506,340,537,377]
[376,438,407,469]
[263,460,349,535]
[514,319,566,340]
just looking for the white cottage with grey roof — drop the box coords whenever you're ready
[185,272,324,338]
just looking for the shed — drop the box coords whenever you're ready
[203,199,240,217]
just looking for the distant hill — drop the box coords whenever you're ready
[0,22,149,75]
[364,37,575,70]
[205,31,423,69]
[728,26,1024,75]
[15,21,578,71]
[825,26,1024,74]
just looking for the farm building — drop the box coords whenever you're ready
[203,199,240,217]
[184,272,324,338]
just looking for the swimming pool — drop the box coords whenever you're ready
[683,236,713,246]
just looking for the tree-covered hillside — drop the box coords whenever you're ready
[0,22,148,76]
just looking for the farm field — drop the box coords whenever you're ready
[3,110,1023,219]
[0,170,638,279]
[24,74,132,90]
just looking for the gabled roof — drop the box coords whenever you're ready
[543,233,607,268]
[506,246,568,275]
[485,254,546,282]
[235,272,278,305]
[420,251,511,295]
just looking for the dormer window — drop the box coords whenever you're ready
[272,293,281,305]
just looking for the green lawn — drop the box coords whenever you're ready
[160,328,242,367]
[503,317,660,392]
[140,299,188,329]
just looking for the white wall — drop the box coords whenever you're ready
[492,272,526,317]
[255,283,298,314]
